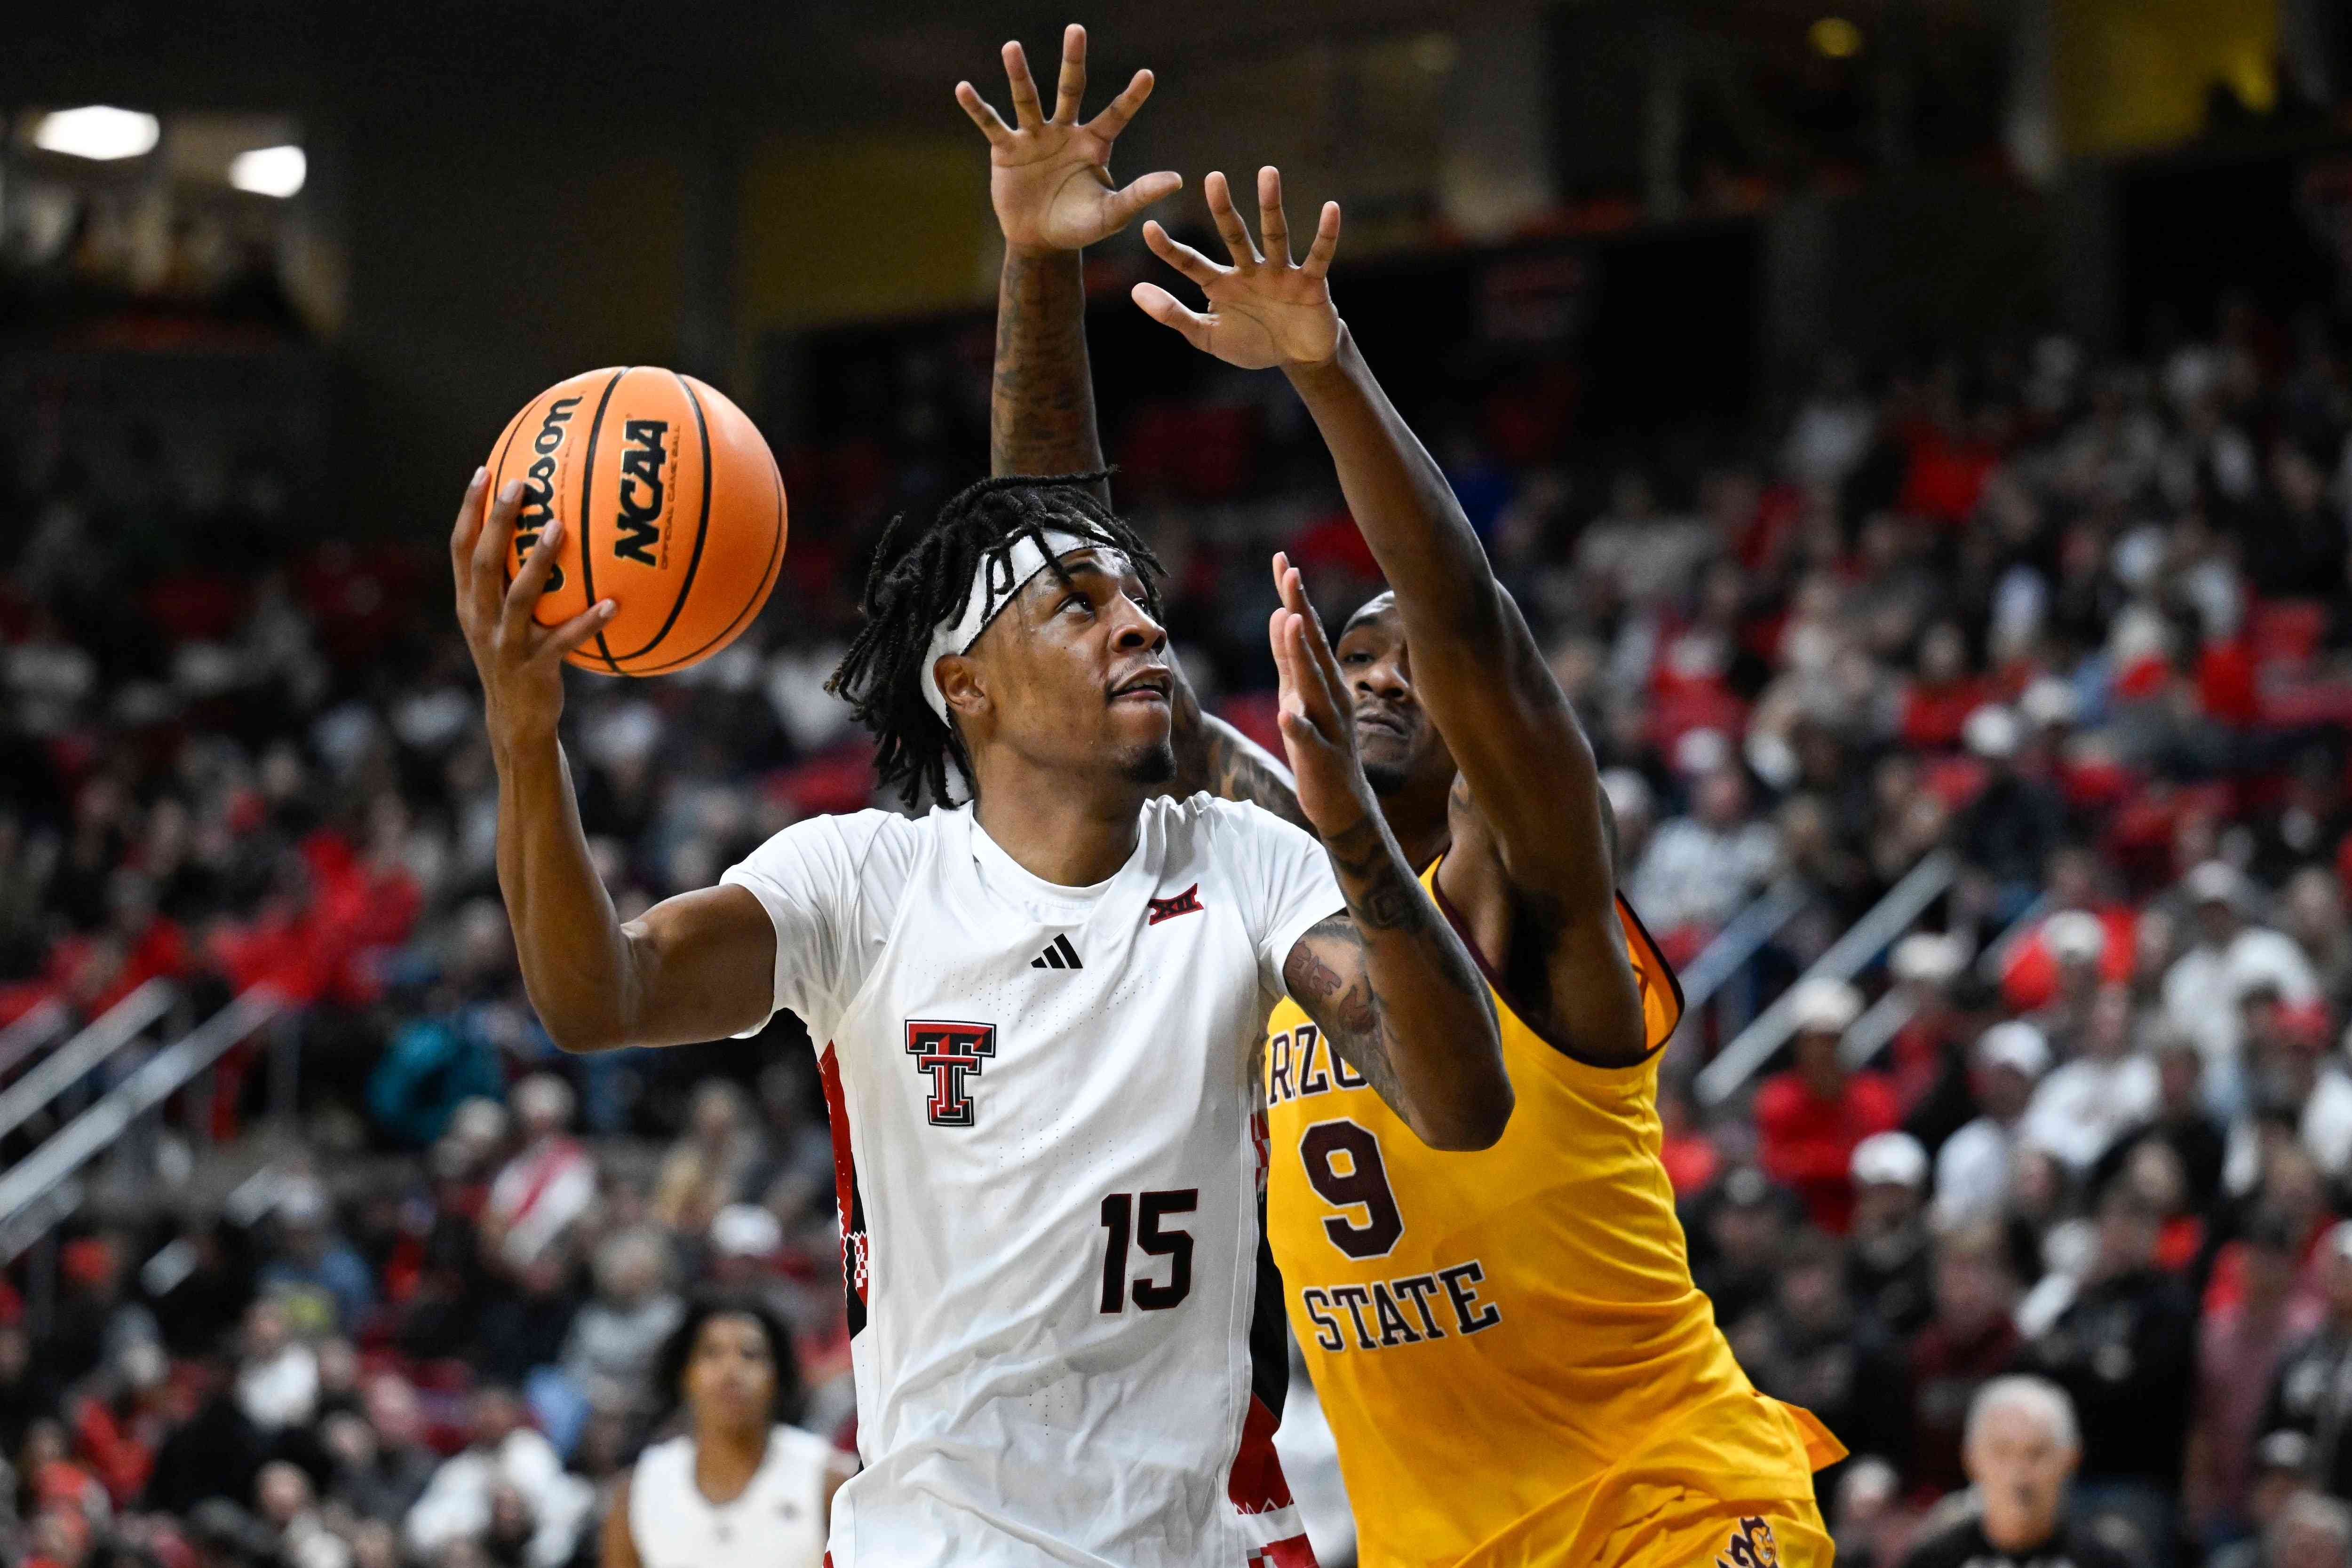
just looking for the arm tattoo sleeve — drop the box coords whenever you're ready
[991,247,1106,498]
[1283,816,1488,1122]
[1284,915,1401,1107]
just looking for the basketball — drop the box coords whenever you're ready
[485,366,787,675]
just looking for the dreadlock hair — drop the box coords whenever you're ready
[827,471,1165,810]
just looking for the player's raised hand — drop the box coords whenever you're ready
[956,24,1180,254]
[1133,167,1342,371]
[449,468,614,744]
[1268,552,1375,842]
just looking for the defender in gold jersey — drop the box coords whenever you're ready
[1118,173,1846,1565]
[968,31,1843,1558]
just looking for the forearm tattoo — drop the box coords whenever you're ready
[991,248,1104,496]
[1285,816,1488,1119]
[1286,915,1399,1106]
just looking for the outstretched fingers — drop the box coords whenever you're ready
[1140,220,1223,287]
[1272,553,1347,726]
[1086,68,1154,141]
[1105,169,1183,230]
[1203,171,1261,267]
[1302,201,1343,279]
[1130,282,1213,351]
[1050,23,1087,123]
[954,81,1014,145]
[1257,166,1291,264]
[1001,40,1046,128]
[1270,554,1345,747]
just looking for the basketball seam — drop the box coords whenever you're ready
[576,367,631,675]
[623,445,784,675]
[606,372,715,666]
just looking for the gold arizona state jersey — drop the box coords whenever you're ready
[1263,862,1842,1567]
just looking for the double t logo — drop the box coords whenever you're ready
[906,1021,997,1127]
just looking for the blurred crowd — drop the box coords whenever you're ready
[0,1065,846,1568]
[3,280,2352,1568]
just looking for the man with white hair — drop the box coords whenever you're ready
[1756,978,1900,1232]
[1933,1022,2050,1230]
[1899,1376,2133,1568]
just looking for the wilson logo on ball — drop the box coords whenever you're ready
[487,366,787,677]
[512,395,580,592]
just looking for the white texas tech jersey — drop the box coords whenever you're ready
[723,796,1337,1568]
[627,1425,835,1568]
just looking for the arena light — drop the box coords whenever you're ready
[229,144,306,198]
[1808,16,1863,59]
[32,105,160,161]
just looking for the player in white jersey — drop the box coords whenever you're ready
[606,1298,849,1568]
[447,185,1507,1564]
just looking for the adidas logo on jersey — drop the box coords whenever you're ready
[1030,934,1084,969]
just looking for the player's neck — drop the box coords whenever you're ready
[691,1419,769,1499]
[969,762,1146,887]
[1381,781,1453,873]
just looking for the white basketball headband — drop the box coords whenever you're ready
[919,528,1128,724]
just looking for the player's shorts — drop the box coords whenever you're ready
[1586,1484,1834,1568]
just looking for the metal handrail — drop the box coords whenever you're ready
[1694,849,1959,1106]
[0,986,282,1264]
[1842,890,2052,1070]
[0,978,176,1144]
[1976,890,2054,979]
[1675,874,1813,1013]
[1840,987,1917,1069]
[0,998,69,1082]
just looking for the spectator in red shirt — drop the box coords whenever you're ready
[1756,978,1902,1233]
[1899,623,1988,752]
[69,1337,176,1509]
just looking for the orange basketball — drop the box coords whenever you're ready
[485,366,787,675]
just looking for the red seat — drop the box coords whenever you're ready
[2250,599,2328,669]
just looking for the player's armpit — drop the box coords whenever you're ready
[596,883,779,1052]
[1504,879,1653,1069]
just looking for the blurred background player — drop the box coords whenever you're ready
[602,1297,846,1568]
[974,39,1839,1563]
